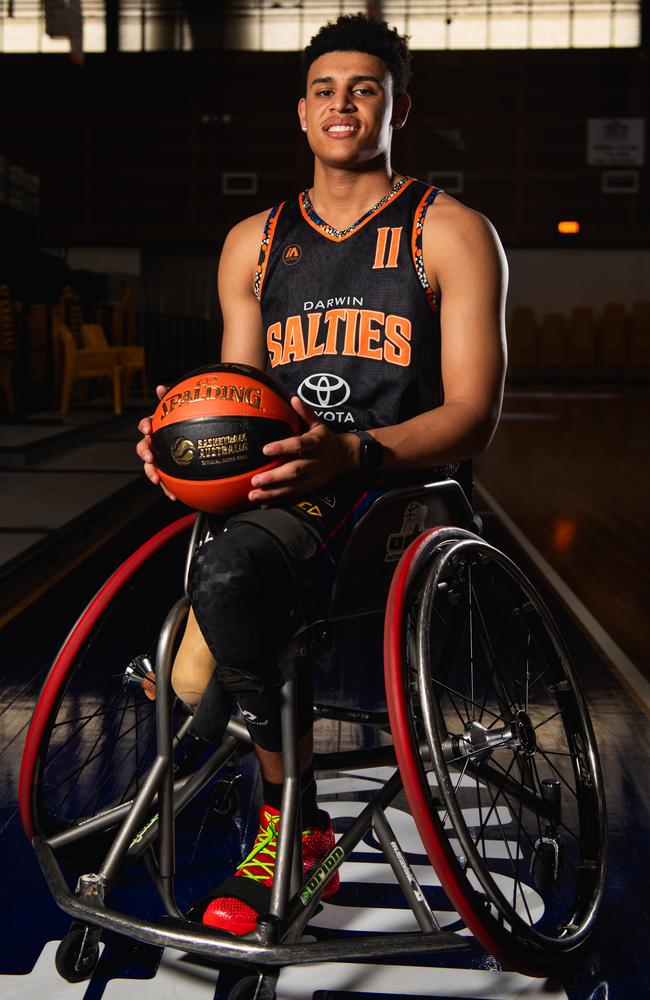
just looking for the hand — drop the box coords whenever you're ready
[248,396,358,504]
[136,385,177,500]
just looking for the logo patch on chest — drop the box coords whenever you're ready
[282,243,302,265]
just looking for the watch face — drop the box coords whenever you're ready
[361,433,383,469]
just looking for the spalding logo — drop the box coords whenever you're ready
[171,438,196,464]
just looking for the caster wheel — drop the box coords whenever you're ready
[210,774,241,817]
[55,925,100,983]
[228,973,276,1000]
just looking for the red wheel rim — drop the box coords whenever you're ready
[384,527,542,975]
[19,513,197,839]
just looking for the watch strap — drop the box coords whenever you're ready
[354,430,383,471]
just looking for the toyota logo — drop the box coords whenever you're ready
[298,373,351,408]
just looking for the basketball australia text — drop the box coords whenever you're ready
[267,309,412,368]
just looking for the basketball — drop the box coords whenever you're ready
[150,362,303,513]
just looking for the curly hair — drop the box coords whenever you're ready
[302,13,412,97]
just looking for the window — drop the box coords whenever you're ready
[0,0,641,54]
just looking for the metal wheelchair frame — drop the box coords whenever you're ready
[21,479,607,994]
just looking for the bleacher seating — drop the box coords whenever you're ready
[567,307,596,381]
[506,300,649,385]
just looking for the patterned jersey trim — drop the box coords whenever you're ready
[411,186,442,312]
[254,201,286,300]
[299,175,413,243]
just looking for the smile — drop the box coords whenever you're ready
[325,124,359,138]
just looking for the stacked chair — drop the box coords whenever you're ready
[507,300,649,384]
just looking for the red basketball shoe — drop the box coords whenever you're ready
[201,804,340,935]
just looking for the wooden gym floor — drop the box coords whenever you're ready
[476,386,650,712]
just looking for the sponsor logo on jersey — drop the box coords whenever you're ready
[266,309,412,368]
[298,373,351,408]
[296,500,323,517]
[282,243,302,265]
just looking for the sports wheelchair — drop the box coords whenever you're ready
[19,479,607,998]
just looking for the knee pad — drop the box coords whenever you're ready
[189,530,262,675]
[189,524,299,693]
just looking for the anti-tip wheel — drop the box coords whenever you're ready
[228,973,276,1000]
[55,926,100,983]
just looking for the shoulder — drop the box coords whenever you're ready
[422,192,508,284]
[426,192,502,250]
[218,207,278,286]
[221,208,274,256]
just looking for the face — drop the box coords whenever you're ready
[298,50,409,168]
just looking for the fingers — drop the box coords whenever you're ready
[291,394,319,428]
[135,384,176,500]
[262,433,304,459]
[136,430,153,462]
[249,460,304,503]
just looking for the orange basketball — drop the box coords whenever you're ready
[151,363,302,513]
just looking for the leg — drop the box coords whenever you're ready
[186,523,338,933]
[170,607,217,707]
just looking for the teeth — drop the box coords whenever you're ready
[328,125,356,133]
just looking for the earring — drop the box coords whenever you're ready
[302,124,307,132]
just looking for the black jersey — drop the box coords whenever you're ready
[255,177,442,433]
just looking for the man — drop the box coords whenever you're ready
[137,13,507,936]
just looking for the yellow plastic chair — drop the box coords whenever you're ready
[82,323,148,402]
[59,321,123,415]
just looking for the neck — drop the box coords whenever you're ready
[309,158,397,230]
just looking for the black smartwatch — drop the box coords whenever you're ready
[354,430,384,471]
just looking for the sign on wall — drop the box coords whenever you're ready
[587,118,645,166]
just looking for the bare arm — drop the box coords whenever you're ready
[367,196,507,469]
[218,212,268,367]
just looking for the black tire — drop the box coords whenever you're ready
[55,926,100,983]
[210,776,241,817]
[20,515,199,840]
[228,973,276,1000]
[386,528,607,975]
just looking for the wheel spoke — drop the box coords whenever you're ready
[395,538,605,964]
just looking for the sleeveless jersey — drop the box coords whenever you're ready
[255,177,442,433]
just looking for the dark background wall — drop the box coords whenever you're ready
[2,47,648,249]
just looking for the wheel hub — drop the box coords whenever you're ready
[513,710,537,757]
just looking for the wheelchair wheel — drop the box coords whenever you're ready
[19,513,198,840]
[385,527,607,976]
[55,923,101,983]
